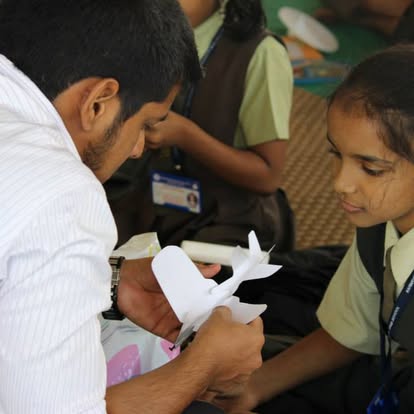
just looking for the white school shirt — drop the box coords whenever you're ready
[0,55,117,413]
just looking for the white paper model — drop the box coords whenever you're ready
[152,231,282,347]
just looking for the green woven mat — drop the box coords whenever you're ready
[262,0,389,97]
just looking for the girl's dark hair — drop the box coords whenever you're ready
[329,44,414,163]
[223,0,266,41]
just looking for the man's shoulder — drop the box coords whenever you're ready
[0,107,96,188]
[0,112,103,241]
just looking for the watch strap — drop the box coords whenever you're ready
[102,256,125,320]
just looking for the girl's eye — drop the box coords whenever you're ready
[328,147,341,158]
[362,166,385,177]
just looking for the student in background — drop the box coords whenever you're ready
[106,0,294,252]
[212,44,414,414]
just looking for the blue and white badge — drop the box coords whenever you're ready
[151,170,202,214]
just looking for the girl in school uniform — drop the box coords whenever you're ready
[212,44,414,414]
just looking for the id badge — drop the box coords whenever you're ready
[367,385,399,414]
[151,170,201,214]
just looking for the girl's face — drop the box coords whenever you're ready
[328,102,414,234]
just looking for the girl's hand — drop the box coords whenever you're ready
[145,111,189,149]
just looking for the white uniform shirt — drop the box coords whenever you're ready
[0,55,117,413]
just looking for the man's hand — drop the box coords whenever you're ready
[187,307,264,401]
[116,257,220,342]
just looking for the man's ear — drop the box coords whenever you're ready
[80,78,120,132]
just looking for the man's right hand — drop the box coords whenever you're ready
[106,306,263,413]
[188,307,264,398]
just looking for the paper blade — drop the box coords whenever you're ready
[152,246,217,321]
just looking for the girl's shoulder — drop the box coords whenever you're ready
[247,34,291,76]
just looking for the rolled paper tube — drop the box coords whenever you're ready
[180,240,269,265]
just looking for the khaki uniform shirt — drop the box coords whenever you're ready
[194,6,293,148]
[317,222,414,354]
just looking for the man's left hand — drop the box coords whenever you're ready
[117,257,220,342]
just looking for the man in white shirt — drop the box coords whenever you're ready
[0,1,264,413]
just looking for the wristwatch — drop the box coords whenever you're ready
[102,256,125,320]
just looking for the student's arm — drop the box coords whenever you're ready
[106,307,264,414]
[145,112,286,195]
[214,328,362,413]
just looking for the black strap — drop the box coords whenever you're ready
[182,401,224,414]
[356,223,386,293]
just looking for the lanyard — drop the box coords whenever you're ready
[171,26,224,168]
[387,271,414,336]
[379,269,414,390]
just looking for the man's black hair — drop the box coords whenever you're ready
[0,0,202,121]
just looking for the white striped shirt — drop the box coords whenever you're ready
[0,55,117,413]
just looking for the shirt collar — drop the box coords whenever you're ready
[193,4,225,59]
[0,54,79,159]
[385,221,414,293]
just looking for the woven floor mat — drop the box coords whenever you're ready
[282,88,355,249]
